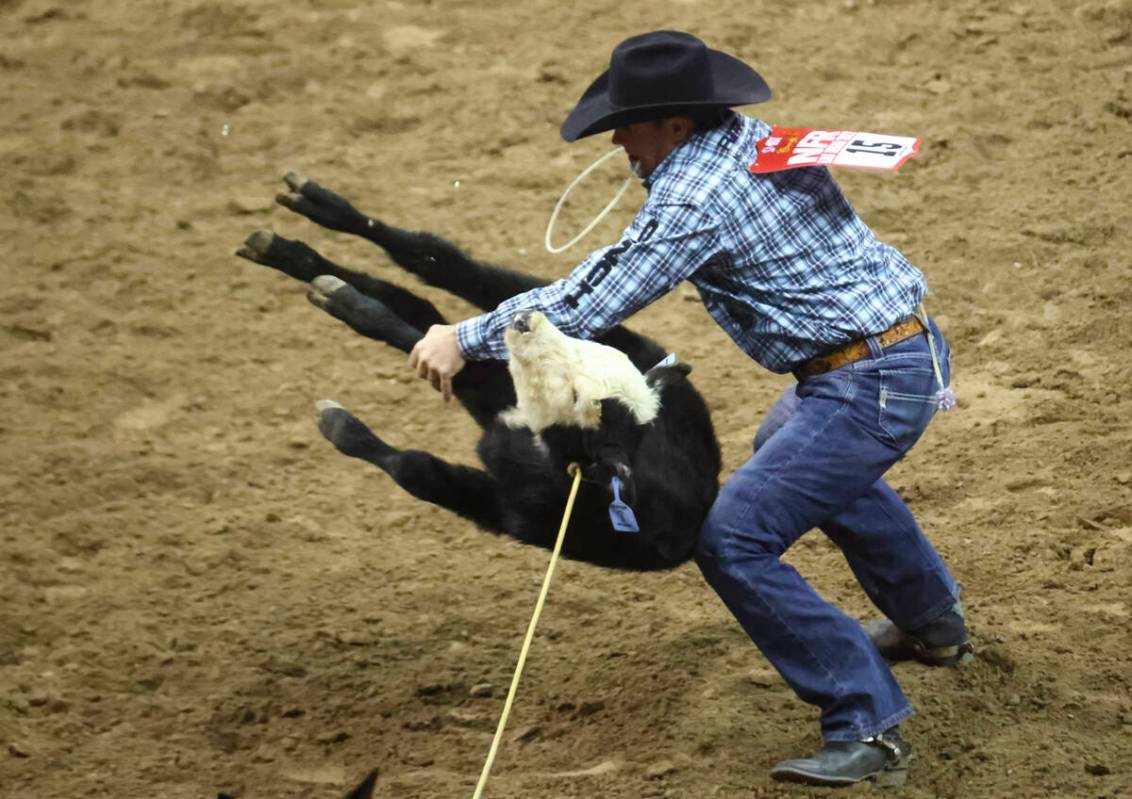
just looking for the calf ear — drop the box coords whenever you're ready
[597,398,636,427]
[596,400,647,450]
[645,362,693,384]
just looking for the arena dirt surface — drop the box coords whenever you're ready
[2,0,1131,797]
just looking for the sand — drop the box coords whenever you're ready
[2,0,1131,796]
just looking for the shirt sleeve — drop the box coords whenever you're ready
[455,203,720,361]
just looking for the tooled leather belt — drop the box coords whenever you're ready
[792,316,926,380]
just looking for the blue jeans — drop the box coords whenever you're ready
[696,319,959,742]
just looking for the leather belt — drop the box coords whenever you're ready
[793,316,925,380]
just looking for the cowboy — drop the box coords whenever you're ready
[409,30,970,787]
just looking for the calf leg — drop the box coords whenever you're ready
[277,173,547,311]
[316,401,505,532]
[275,173,666,369]
[307,275,424,353]
[308,277,515,427]
[237,230,446,333]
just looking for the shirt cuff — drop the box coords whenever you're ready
[456,315,505,361]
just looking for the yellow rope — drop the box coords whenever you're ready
[472,463,584,799]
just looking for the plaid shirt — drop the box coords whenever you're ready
[456,112,926,373]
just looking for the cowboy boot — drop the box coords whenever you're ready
[864,602,972,667]
[770,727,912,787]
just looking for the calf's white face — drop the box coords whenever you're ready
[502,311,660,432]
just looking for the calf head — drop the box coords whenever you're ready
[501,310,659,434]
[501,311,666,505]
[539,396,645,503]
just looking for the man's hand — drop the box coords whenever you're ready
[408,324,466,402]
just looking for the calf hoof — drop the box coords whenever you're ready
[274,171,310,214]
[316,400,389,459]
[307,275,394,337]
[283,170,309,192]
[234,229,276,264]
[235,229,324,282]
[307,274,349,310]
[276,172,367,234]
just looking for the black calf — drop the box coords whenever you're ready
[236,174,721,570]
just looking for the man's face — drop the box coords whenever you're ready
[611,117,692,179]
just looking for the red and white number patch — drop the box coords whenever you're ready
[750,126,920,174]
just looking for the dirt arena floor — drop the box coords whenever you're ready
[3,0,1131,796]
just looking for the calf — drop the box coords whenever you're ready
[236,174,721,570]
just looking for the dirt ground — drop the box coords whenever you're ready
[2,0,1131,797]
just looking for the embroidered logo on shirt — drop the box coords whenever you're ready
[564,218,659,309]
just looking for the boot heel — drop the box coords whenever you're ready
[874,766,908,788]
[874,753,914,788]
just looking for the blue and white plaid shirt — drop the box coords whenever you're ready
[456,112,926,374]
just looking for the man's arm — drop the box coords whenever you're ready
[409,203,719,397]
[461,205,719,358]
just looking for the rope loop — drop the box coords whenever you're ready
[545,148,634,254]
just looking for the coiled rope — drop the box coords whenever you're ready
[472,463,584,798]
[544,148,634,254]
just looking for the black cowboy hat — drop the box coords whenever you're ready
[560,30,772,143]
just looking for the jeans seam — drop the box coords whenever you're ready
[882,390,936,400]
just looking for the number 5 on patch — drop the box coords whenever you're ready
[751,126,920,173]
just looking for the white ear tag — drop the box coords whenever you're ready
[651,352,677,370]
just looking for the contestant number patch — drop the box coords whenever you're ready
[750,127,920,173]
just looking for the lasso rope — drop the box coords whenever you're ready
[472,463,584,799]
[545,148,634,254]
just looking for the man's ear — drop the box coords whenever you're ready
[667,115,695,144]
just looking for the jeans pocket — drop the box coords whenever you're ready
[877,368,937,451]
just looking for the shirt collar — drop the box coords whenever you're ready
[642,111,745,191]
